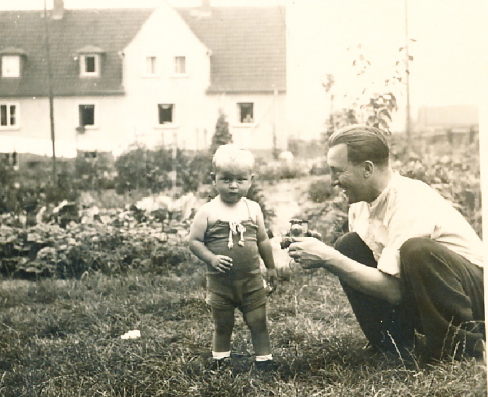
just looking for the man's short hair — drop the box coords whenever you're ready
[328,124,390,166]
[212,144,255,172]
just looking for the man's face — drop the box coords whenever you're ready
[327,143,368,204]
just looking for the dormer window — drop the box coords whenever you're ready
[80,54,100,77]
[0,47,26,78]
[76,45,104,78]
[2,55,20,78]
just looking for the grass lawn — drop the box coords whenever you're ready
[0,266,485,397]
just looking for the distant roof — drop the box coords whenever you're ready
[0,9,153,97]
[177,6,286,94]
[416,105,478,130]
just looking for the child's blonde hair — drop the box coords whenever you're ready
[212,144,255,172]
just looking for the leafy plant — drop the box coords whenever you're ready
[323,42,410,139]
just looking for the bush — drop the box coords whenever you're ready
[308,176,333,203]
[114,147,211,195]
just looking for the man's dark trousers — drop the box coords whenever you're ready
[335,232,485,359]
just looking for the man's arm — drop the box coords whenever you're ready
[289,237,402,304]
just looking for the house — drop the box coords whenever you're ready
[415,104,478,145]
[0,0,287,160]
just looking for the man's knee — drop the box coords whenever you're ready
[334,232,361,254]
[335,232,377,267]
[400,237,433,269]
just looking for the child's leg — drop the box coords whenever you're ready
[242,304,271,357]
[211,307,235,355]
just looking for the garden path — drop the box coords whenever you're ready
[262,177,314,268]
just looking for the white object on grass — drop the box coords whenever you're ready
[120,330,141,339]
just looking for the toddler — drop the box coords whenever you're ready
[189,144,277,370]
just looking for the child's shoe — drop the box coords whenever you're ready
[255,359,279,372]
[208,356,232,372]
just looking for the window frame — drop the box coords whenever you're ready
[173,56,187,76]
[1,55,21,78]
[0,102,20,130]
[79,54,100,77]
[237,102,255,125]
[144,55,158,77]
[156,103,176,127]
[77,103,98,130]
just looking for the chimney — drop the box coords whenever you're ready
[202,0,211,12]
[190,0,211,19]
[52,0,64,20]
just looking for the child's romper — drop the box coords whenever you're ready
[204,199,266,313]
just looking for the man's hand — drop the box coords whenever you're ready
[266,268,278,295]
[288,237,339,270]
[210,255,233,273]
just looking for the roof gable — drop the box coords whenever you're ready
[0,9,153,97]
[176,6,286,94]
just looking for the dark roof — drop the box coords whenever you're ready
[0,9,153,97]
[176,6,286,94]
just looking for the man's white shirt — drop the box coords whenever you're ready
[348,172,484,277]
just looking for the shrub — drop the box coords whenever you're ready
[114,147,210,195]
[308,177,333,203]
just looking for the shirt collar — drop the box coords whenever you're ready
[367,171,398,212]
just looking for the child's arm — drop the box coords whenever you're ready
[188,205,233,273]
[253,202,278,292]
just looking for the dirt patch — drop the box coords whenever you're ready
[261,176,321,268]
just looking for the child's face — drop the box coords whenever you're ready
[213,166,253,204]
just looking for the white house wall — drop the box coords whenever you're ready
[206,93,287,152]
[122,4,211,152]
[0,96,125,157]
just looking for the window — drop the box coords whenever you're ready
[2,55,20,78]
[84,151,98,160]
[146,56,157,75]
[174,56,186,74]
[158,104,174,124]
[79,104,96,127]
[238,103,254,123]
[0,103,18,128]
[80,54,100,77]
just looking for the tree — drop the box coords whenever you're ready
[322,42,410,140]
[210,110,232,154]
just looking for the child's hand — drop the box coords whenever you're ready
[266,268,278,295]
[211,255,233,273]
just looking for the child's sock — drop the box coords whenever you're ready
[255,354,273,362]
[212,351,231,360]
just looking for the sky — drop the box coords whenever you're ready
[1,0,486,135]
[285,0,486,135]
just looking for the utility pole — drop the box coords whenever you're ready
[43,0,57,187]
[404,0,412,144]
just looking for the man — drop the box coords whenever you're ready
[288,124,485,361]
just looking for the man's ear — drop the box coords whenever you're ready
[210,172,216,183]
[251,174,255,182]
[363,161,374,177]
